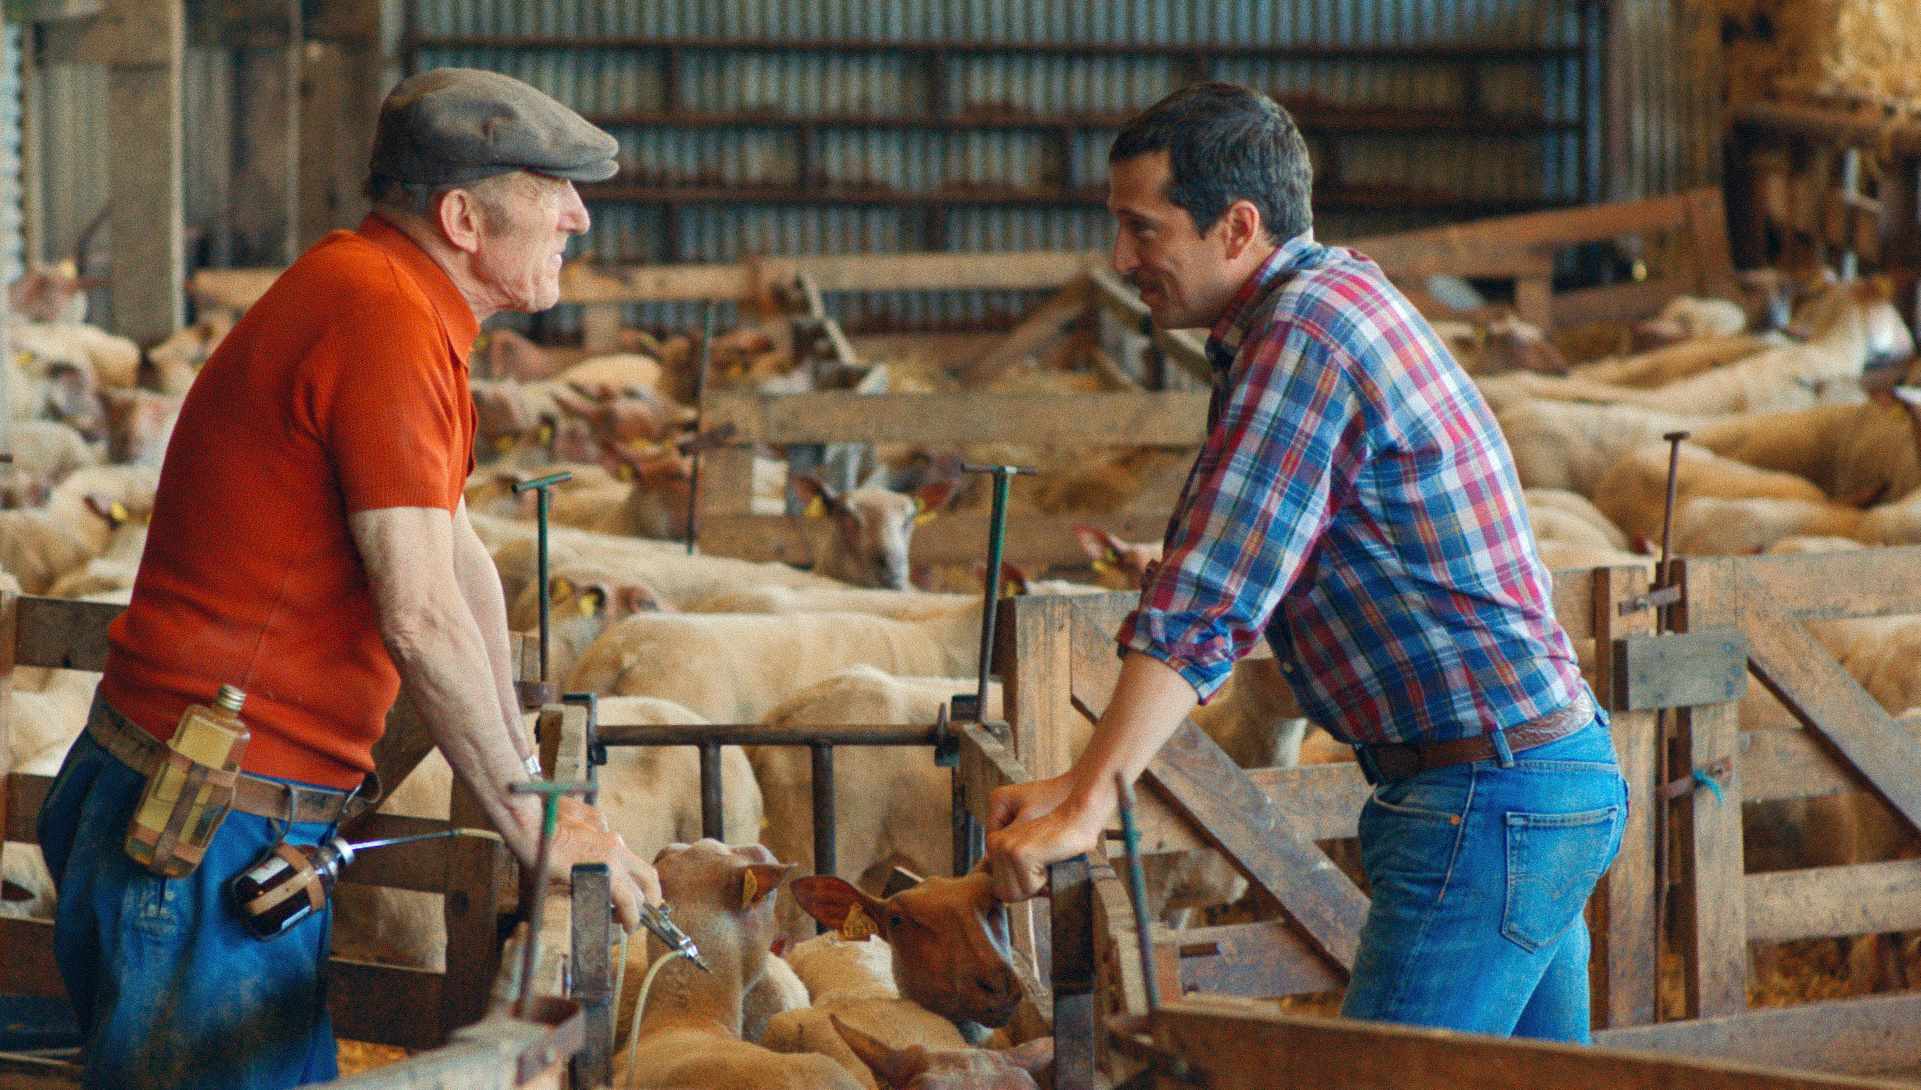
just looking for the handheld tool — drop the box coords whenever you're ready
[510,778,593,1015]
[512,470,574,708]
[635,901,710,974]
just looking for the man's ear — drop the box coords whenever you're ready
[1219,198,1265,260]
[435,187,485,255]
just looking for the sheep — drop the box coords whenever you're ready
[479,516,843,609]
[1592,440,1830,546]
[1524,488,1630,553]
[764,872,1025,1087]
[1494,397,1709,494]
[1565,331,1780,389]
[687,584,975,619]
[11,320,141,390]
[0,419,97,508]
[1071,524,1163,589]
[748,668,1000,942]
[790,474,958,591]
[1672,495,1867,555]
[565,608,979,723]
[0,507,102,593]
[831,1015,1053,1090]
[614,840,859,1090]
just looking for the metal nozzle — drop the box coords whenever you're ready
[638,902,710,973]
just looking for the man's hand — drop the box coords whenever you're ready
[545,796,662,933]
[988,799,1105,903]
[987,773,1077,832]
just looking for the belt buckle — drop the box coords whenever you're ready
[1371,744,1421,781]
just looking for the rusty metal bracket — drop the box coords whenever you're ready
[1618,584,1683,616]
[1610,628,1748,712]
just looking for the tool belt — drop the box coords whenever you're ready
[1355,689,1596,784]
[87,698,372,826]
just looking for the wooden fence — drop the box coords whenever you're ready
[981,547,1921,1086]
[0,594,616,1080]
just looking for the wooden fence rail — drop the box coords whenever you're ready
[994,547,1921,1084]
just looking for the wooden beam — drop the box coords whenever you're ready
[0,917,61,998]
[703,390,1209,446]
[1670,558,1749,1018]
[699,510,1176,570]
[1747,859,1921,944]
[1741,546,1921,621]
[328,959,445,1051]
[1174,919,1344,998]
[1350,189,1700,253]
[1158,993,1921,1090]
[1596,991,1921,1077]
[102,0,185,345]
[995,595,1078,778]
[1743,586,1921,838]
[1088,269,1211,381]
[0,587,14,901]
[1588,565,1660,1028]
[4,772,50,842]
[959,277,1091,385]
[14,595,120,671]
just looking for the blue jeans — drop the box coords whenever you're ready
[37,725,340,1090]
[1339,712,1628,1042]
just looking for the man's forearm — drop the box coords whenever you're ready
[453,513,532,763]
[1060,651,1200,824]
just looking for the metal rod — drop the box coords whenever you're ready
[596,723,945,746]
[536,488,551,683]
[958,461,1037,727]
[685,302,717,556]
[343,827,487,854]
[1115,775,1160,1013]
[951,764,974,877]
[1652,428,1689,1016]
[507,779,591,1017]
[698,743,724,841]
[812,744,837,933]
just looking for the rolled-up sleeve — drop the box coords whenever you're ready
[1117,321,1370,701]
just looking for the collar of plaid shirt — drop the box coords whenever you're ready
[1205,229,1322,374]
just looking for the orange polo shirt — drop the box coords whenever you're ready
[100,216,479,789]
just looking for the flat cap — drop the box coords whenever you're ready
[370,68,619,187]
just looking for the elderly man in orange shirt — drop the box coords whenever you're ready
[35,69,656,1089]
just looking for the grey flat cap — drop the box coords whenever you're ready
[370,68,619,186]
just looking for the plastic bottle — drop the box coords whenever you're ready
[124,684,252,876]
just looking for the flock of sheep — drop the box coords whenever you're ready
[7,257,1921,1083]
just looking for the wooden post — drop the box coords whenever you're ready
[1588,565,1660,1028]
[996,594,1077,778]
[1670,557,1749,1018]
[0,585,15,898]
[441,776,507,1038]
[82,0,186,344]
[1049,856,1096,1090]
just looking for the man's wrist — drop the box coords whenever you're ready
[523,753,543,778]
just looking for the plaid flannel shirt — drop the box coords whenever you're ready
[1116,232,1583,746]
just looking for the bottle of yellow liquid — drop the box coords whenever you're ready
[124,684,251,877]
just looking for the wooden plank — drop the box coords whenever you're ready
[1670,558,1749,1018]
[1589,565,1660,1029]
[1341,235,1556,281]
[1596,991,1921,1077]
[0,587,14,898]
[5,771,51,841]
[704,390,1210,446]
[1611,628,1747,712]
[1159,993,1921,1090]
[1747,859,1921,943]
[1174,919,1345,998]
[15,596,121,671]
[0,917,62,997]
[327,958,446,1051]
[1550,278,1690,328]
[104,0,185,346]
[1550,566,1598,640]
[955,721,1029,822]
[364,686,437,817]
[1049,856,1096,1090]
[1743,583,1921,837]
[1514,275,1553,329]
[700,510,1176,570]
[440,773,506,1039]
[997,595,1078,778]
[1349,190,1698,253]
[38,0,181,64]
[1741,545,1921,621]
[959,277,1091,385]
[1087,269,1211,380]
[1685,188,1740,298]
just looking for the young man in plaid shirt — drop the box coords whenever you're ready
[985,83,1627,1041]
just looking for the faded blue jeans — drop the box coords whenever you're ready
[1340,708,1628,1042]
[37,722,340,1090]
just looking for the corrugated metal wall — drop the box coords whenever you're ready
[13,2,1722,338]
[0,23,24,286]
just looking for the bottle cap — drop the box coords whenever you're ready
[215,685,247,713]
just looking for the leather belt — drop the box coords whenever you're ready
[86,697,372,825]
[1357,690,1597,783]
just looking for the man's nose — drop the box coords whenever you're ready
[1111,232,1137,277]
[560,183,591,234]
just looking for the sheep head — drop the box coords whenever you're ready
[793,474,957,590]
[790,871,1023,1028]
[652,840,797,982]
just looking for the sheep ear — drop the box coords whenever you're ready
[830,1014,926,1088]
[791,473,840,515]
[914,478,956,520]
[575,585,608,618]
[1071,523,1109,561]
[616,584,659,614]
[789,875,885,939]
[739,863,792,910]
[998,560,1028,597]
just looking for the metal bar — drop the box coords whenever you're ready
[569,864,612,1090]
[952,764,976,877]
[1116,777,1160,1013]
[698,743,723,841]
[811,743,837,881]
[1050,855,1097,1090]
[975,469,1012,718]
[596,724,943,746]
[536,487,550,683]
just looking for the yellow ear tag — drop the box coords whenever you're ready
[536,423,554,444]
[1091,557,1116,577]
[913,506,939,526]
[839,901,878,942]
[473,333,491,351]
[740,868,760,910]
[804,496,828,519]
[492,435,516,454]
[616,462,635,482]
[576,593,600,617]
[109,502,129,523]
[552,576,574,598]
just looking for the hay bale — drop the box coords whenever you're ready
[1706,0,1921,111]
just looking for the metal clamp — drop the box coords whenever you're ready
[1659,756,1734,802]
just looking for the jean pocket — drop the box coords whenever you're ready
[1501,804,1622,952]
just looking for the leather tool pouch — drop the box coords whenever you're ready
[124,748,240,878]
